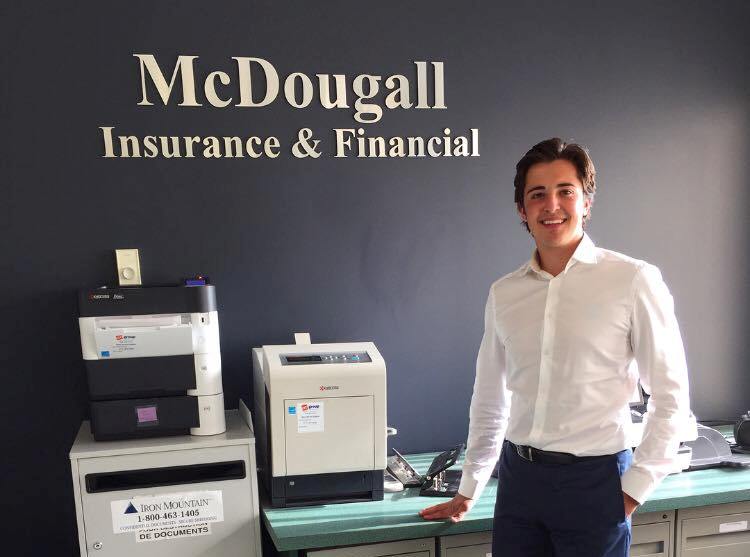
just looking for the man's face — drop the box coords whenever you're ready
[517,159,591,251]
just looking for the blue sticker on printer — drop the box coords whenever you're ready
[288,406,296,415]
[101,351,110,358]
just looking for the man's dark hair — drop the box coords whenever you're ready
[513,138,597,232]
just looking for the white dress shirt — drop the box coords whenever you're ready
[457,233,691,505]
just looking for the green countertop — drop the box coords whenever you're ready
[263,432,750,551]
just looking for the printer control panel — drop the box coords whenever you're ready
[281,352,371,365]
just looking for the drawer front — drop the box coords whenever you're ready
[445,543,492,557]
[679,511,750,557]
[630,521,670,557]
[311,551,430,557]
[307,538,435,557]
[439,532,493,557]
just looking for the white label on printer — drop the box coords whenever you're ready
[719,520,748,533]
[297,401,324,433]
[110,490,224,535]
[136,523,212,543]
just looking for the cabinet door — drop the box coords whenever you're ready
[630,522,671,557]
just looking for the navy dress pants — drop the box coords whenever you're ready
[492,440,633,557]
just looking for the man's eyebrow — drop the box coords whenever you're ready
[525,183,578,194]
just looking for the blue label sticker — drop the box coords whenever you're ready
[288,406,296,415]
[101,351,110,357]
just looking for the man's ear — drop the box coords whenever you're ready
[583,197,591,216]
[517,202,527,222]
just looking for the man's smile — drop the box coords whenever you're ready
[540,217,568,227]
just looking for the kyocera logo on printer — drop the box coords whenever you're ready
[320,385,340,391]
[89,293,110,300]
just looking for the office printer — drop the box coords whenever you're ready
[78,285,225,440]
[252,334,387,507]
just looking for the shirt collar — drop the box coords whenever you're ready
[524,232,598,276]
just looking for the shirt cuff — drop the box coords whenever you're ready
[620,466,656,505]
[457,473,487,500]
[458,455,499,500]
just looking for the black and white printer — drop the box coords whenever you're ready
[78,284,226,440]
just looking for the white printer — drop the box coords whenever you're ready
[252,334,387,507]
[78,285,225,440]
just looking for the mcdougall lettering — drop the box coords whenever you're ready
[134,54,446,124]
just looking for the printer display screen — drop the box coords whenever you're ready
[281,352,372,365]
[285,355,323,363]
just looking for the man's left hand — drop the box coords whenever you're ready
[623,492,639,518]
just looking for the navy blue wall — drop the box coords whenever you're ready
[3,1,749,554]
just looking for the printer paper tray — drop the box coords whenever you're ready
[94,325,195,359]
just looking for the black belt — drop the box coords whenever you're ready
[510,441,607,465]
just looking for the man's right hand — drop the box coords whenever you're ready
[419,494,475,522]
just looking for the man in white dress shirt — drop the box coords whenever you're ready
[420,138,691,556]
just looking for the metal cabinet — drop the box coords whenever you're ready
[438,532,492,557]
[675,501,750,557]
[306,538,435,557]
[631,510,674,557]
[70,410,261,557]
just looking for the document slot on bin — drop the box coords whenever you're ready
[86,460,246,493]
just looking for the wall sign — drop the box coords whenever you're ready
[99,55,480,160]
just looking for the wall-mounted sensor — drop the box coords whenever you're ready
[115,248,142,286]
